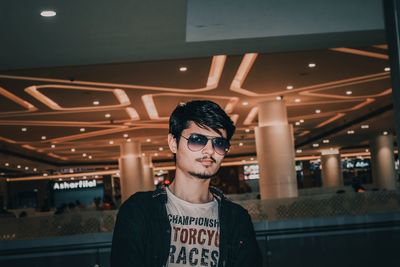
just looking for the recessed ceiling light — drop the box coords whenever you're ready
[40,10,56,17]
[383,131,388,135]
[94,175,98,178]
[242,102,249,106]
[21,127,27,132]
[33,168,37,172]
[154,153,159,156]
[127,138,132,142]
[109,140,114,145]
[295,98,301,103]
[51,144,56,148]
[286,85,294,90]
[315,109,321,113]
[179,66,187,72]
[295,122,300,126]
[276,96,282,100]
[239,142,244,146]
[71,148,76,152]
[5,163,9,166]
[159,147,164,151]
[146,138,151,142]
[346,91,352,95]
[245,129,250,133]
[123,134,129,138]
[88,155,93,159]
[80,128,86,132]
[312,143,319,147]
[365,149,369,153]
[384,67,391,72]
[250,157,255,161]
[17,165,21,169]
[323,139,330,143]
[296,149,302,153]
[93,101,100,105]
[299,119,305,123]
[43,173,48,177]
[308,63,316,68]
[347,130,355,134]
[361,125,369,129]
[82,153,87,157]
[25,166,29,170]
[105,113,111,118]
[41,136,47,140]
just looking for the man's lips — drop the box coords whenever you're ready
[196,157,216,165]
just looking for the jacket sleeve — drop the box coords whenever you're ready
[111,194,147,267]
[234,210,263,267]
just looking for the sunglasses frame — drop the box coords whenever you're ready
[180,133,230,155]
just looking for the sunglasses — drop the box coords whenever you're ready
[180,133,230,155]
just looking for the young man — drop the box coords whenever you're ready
[111,100,262,267]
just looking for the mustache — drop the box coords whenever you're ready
[196,156,216,163]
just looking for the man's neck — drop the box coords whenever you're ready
[168,169,213,204]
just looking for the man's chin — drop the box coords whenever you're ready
[189,171,215,180]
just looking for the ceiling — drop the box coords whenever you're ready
[0,1,397,178]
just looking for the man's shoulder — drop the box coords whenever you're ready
[124,190,154,204]
[223,197,249,215]
[210,186,249,217]
[118,190,159,215]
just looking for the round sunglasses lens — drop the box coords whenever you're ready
[187,134,208,151]
[213,138,229,155]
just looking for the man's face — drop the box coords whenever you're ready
[170,122,227,180]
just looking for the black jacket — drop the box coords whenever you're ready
[111,186,262,267]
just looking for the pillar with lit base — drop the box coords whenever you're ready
[321,150,343,188]
[142,156,155,191]
[370,134,397,190]
[119,141,144,202]
[255,100,298,199]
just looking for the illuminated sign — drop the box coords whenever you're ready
[53,180,97,190]
[344,160,370,169]
[244,164,259,180]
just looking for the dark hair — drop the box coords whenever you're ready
[169,100,236,145]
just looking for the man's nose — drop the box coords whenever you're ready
[201,139,215,155]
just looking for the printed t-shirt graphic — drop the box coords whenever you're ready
[165,187,220,267]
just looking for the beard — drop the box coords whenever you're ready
[189,170,217,180]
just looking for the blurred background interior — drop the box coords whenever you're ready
[1,0,400,266]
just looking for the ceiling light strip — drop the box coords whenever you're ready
[0,55,226,93]
[330,47,389,60]
[0,87,37,111]
[6,170,119,182]
[316,113,345,128]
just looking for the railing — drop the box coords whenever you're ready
[0,210,116,241]
[0,190,399,241]
[240,190,400,221]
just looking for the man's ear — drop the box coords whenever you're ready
[168,134,177,153]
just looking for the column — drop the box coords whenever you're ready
[142,156,155,191]
[119,141,144,202]
[384,0,400,152]
[321,150,343,188]
[255,100,298,199]
[369,134,397,190]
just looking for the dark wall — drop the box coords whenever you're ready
[7,180,50,209]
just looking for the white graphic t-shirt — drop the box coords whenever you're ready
[165,187,220,267]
